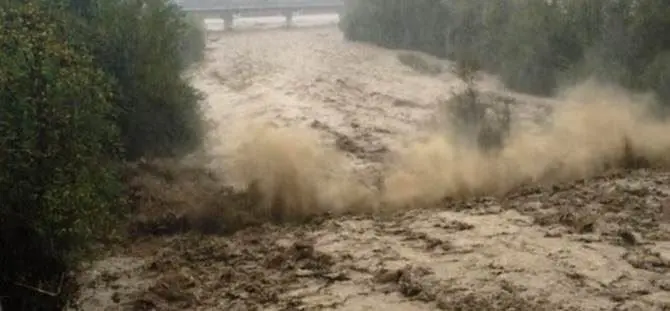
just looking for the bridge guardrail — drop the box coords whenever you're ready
[176,0,343,11]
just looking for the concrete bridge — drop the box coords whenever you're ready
[176,0,344,30]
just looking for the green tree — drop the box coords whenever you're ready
[341,0,670,104]
[0,1,122,308]
[83,0,205,160]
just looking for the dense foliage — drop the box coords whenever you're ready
[84,0,206,159]
[340,0,670,101]
[0,2,121,308]
[0,0,205,308]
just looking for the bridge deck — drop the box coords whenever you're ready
[182,5,342,13]
[176,0,343,12]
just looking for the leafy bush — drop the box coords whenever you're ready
[0,0,208,308]
[341,0,451,54]
[445,60,512,152]
[181,12,208,67]
[82,0,206,160]
[341,0,670,103]
[0,1,122,308]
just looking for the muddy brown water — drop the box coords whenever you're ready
[73,19,670,311]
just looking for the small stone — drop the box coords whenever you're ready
[545,227,564,238]
[575,234,602,243]
[655,278,670,291]
[295,269,315,277]
[375,268,401,283]
[111,292,121,303]
[486,204,502,214]
[323,271,350,281]
[662,198,670,223]
[619,229,643,246]
[520,201,543,212]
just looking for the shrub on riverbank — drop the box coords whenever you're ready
[446,60,512,153]
[0,2,122,309]
[340,0,670,102]
[82,0,207,159]
[0,0,206,308]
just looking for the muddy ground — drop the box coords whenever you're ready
[72,20,670,311]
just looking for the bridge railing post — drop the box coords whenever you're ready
[222,11,234,31]
[283,10,294,28]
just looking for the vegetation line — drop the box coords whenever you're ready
[340,0,670,104]
[0,0,206,309]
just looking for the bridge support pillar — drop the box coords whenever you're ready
[222,12,234,31]
[283,10,294,28]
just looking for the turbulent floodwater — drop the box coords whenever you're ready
[195,16,670,211]
[74,18,670,311]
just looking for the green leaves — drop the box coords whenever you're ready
[85,0,205,160]
[1,1,202,309]
[341,0,670,103]
[1,2,206,304]
[0,1,122,306]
